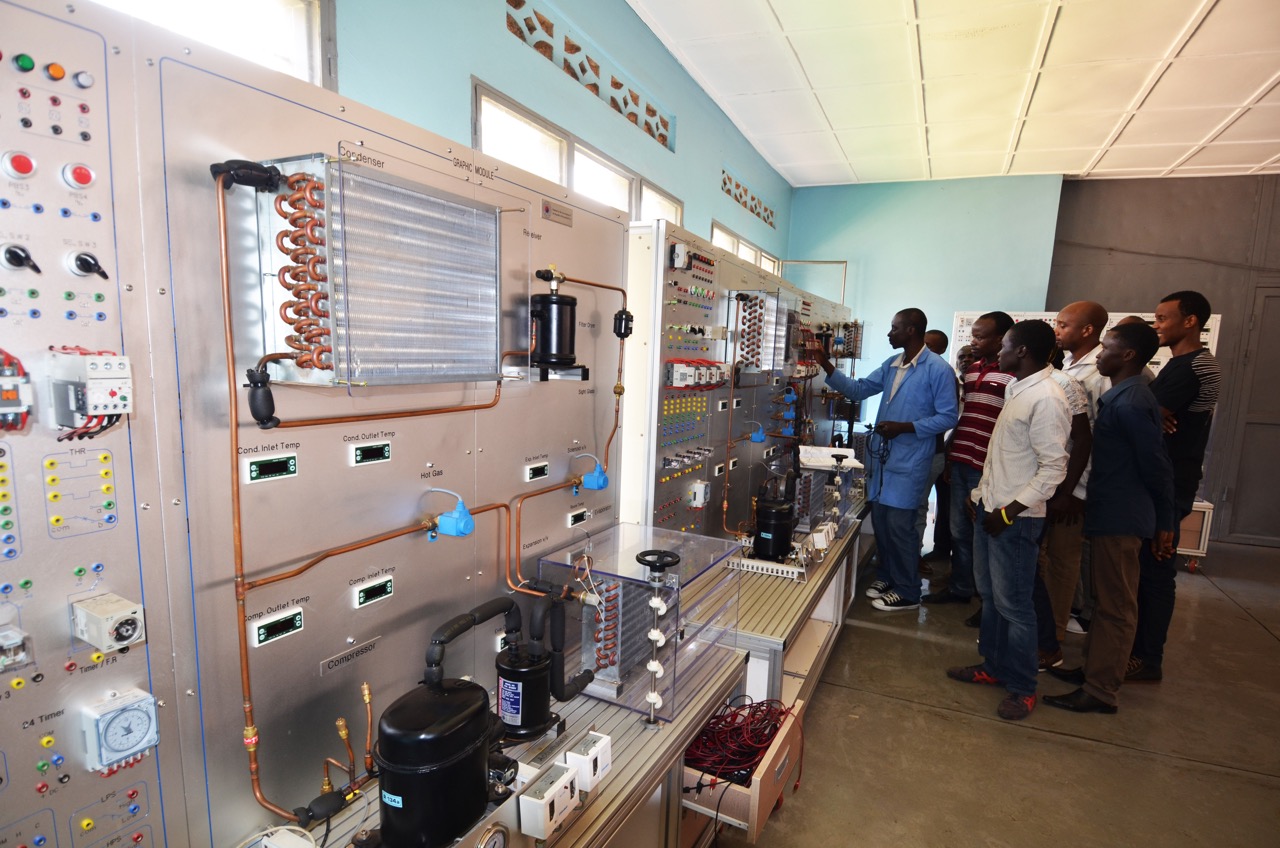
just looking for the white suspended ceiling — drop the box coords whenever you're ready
[625,0,1280,185]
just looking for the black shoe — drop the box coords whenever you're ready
[964,608,982,628]
[1047,666,1085,685]
[922,590,969,604]
[1044,687,1118,714]
[923,549,951,562]
[1125,656,1163,683]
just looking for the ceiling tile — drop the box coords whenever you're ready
[929,152,1007,179]
[625,0,779,43]
[1143,54,1280,109]
[1183,142,1280,167]
[1116,108,1237,145]
[1010,149,1097,173]
[752,131,846,164]
[724,91,830,134]
[918,3,1049,78]
[927,119,1014,153]
[1043,0,1204,67]
[852,156,928,182]
[924,73,1029,122]
[1083,168,1170,178]
[770,0,903,30]
[1019,113,1124,149]
[816,82,921,128]
[1031,61,1161,113]
[778,160,858,186]
[1174,164,1273,176]
[834,125,925,159]
[1180,0,1280,58]
[917,0,1046,20]
[676,34,809,97]
[1094,144,1189,170]
[789,25,915,86]
[1214,105,1280,143]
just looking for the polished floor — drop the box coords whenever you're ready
[719,540,1280,848]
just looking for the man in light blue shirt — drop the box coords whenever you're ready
[816,308,959,611]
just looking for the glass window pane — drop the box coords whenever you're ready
[711,225,736,252]
[640,184,683,225]
[573,147,632,214]
[96,0,316,81]
[760,254,779,274]
[736,242,757,263]
[479,96,565,184]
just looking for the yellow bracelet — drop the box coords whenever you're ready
[1000,507,1014,525]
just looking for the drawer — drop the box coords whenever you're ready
[680,699,804,843]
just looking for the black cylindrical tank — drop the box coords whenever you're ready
[495,648,553,739]
[754,498,794,563]
[530,292,577,367]
[374,678,491,848]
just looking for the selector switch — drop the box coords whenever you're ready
[68,252,108,279]
[1,244,41,274]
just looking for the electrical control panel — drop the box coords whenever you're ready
[0,2,628,845]
[621,222,855,550]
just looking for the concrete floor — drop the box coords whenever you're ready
[718,541,1280,848]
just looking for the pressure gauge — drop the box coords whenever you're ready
[82,687,159,772]
[476,824,507,848]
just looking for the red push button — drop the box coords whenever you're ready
[3,152,36,179]
[62,163,94,188]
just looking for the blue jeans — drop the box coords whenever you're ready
[973,503,1043,698]
[871,500,922,603]
[947,463,983,599]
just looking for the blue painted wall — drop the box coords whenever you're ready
[335,0,792,256]
[789,175,1063,419]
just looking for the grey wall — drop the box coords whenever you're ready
[1046,175,1280,540]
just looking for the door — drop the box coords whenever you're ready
[1222,284,1280,545]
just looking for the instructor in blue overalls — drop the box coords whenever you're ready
[816,308,959,611]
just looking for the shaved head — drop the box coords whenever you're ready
[1054,300,1109,355]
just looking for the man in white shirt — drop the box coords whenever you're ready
[1046,301,1109,639]
[946,320,1070,721]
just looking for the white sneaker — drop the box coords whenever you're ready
[871,591,919,612]
[865,580,890,599]
[1066,617,1086,635]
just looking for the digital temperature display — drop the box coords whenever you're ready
[247,454,297,482]
[252,607,303,647]
[351,442,391,466]
[355,576,394,607]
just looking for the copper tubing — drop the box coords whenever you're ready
[217,172,297,822]
[362,684,375,774]
[553,274,628,472]
[323,757,353,787]
[511,478,581,594]
[243,520,433,592]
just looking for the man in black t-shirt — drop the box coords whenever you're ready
[1129,291,1221,683]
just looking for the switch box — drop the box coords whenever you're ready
[519,762,578,839]
[564,731,612,793]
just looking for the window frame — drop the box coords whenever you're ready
[711,222,779,274]
[473,81,683,224]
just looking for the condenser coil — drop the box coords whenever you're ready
[257,154,501,388]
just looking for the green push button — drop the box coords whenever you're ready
[13,54,35,73]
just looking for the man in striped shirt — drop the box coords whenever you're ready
[923,311,1015,607]
[1129,290,1221,683]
